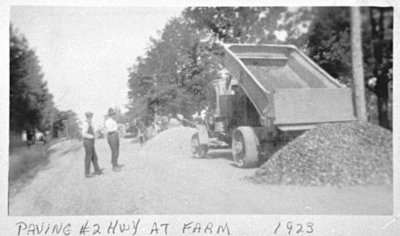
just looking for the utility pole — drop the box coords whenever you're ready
[350,7,367,122]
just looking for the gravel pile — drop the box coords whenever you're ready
[250,121,392,186]
[141,126,196,157]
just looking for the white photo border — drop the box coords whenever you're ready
[1,0,398,235]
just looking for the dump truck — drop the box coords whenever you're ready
[189,44,356,167]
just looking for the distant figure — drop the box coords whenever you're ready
[105,108,123,171]
[43,130,50,144]
[160,115,169,131]
[145,124,155,140]
[154,121,160,134]
[136,118,146,146]
[26,128,36,147]
[82,111,103,178]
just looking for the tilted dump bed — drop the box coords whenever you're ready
[224,44,356,131]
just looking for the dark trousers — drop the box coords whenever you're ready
[83,139,100,175]
[107,132,119,166]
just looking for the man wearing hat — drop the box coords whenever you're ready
[105,108,123,171]
[82,111,103,178]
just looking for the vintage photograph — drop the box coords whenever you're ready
[8,6,393,216]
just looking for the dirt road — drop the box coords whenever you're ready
[9,128,392,215]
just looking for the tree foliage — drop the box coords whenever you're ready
[53,109,81,138]
[306,7,352,85]
[10,25,54,133]
[127,17,222,123]
[183,7,286,43]
[10,25,82,138]
[183,7,314,47]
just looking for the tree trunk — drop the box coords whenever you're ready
[350,7,367,122]
[369,7,391,129]
[377,96,389,129]
[376,73,390,129]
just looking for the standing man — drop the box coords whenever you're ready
[136,118,146,146]
[82,111,103,178]
[105,108,123,171]
[26,127,36,147]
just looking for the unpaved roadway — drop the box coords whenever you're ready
[9,128,392,215]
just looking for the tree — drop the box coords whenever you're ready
[366,7,393,129]
[53,110,81,139]
[306,7,352,85]
[127,17,222,122]
[183,7,288,44]
[305,7,393,129]
[10,24,55,136]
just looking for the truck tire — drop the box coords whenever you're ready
[191,133,208,158]
[232,127,259,168]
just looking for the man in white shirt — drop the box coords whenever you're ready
[82,111,103,178]
[105,108,123,171]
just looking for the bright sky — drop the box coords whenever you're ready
[10,6,184,127]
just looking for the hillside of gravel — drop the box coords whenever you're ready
[141,126,196,157]
[250,121,392,186]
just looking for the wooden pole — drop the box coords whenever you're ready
[351,7,367,122]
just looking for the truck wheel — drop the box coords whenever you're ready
[232,127,259,168]
[191,133,208,158]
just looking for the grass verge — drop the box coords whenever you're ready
[8,139,64,200]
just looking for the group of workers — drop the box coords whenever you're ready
[82,109,176,178]
[82,108,124,178]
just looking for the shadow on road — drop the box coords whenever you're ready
[205,149,233,161]
[206,149,262,170]
[189,149,261,169]
[189,149,233,162]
